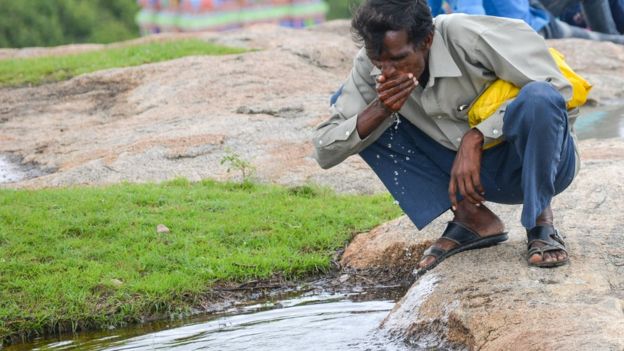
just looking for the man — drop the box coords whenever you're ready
[312,0,579,273]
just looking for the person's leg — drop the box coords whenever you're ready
[609,0,624,32]
[541,17,624,44]
[498,81,577,265]
[358,117,455,230]
[359,117,508,272]
[581,0,619,34]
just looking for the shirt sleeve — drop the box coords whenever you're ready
[469,19,573,144]
[312,49,395,169]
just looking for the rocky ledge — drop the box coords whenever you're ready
[1,20,623,350]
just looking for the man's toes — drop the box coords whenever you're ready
[418,256,436,269]
[529,253,543,264]
[556,250,567,262]
[543,252,555,262]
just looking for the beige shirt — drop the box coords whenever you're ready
[312,14,574,169]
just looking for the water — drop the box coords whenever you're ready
[575,104,624,140]
[8,288,412,351]
[0,155,46,184]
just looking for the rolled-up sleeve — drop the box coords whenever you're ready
[312,49,394,169]
[470,19,573,144]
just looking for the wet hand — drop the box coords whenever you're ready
[376,73,418,112]
[449,128,486,210]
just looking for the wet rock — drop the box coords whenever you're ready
[156,224,170,234]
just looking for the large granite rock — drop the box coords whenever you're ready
[342,138,624,350]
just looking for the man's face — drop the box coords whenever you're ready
[368,29,433,81]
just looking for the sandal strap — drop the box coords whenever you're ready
[442,221,480,245]
[422,246,446,260]
[527,225,567,254]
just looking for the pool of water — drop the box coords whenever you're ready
[7,287,413,351]
[575,104,624,140]
[0,155,47,184]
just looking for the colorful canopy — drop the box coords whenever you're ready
[136,0,328,34]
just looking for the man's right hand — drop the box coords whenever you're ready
[355,73,417,139]
[376,73,418,112]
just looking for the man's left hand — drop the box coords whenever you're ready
[449,128,486,210]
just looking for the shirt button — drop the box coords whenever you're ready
[437,115,442,119]
[492,129,499,135]
[318,140,323,145]
[456,137,462,142]
[345,131,350,136]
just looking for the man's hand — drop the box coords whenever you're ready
[355,72,417,139]
[376,73,418,112]
[449,128,486,210]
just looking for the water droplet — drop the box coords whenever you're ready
[376,154,380,159]
[394,171,399,176]
[393,200,400,205]
[387,144,392,148]
[406,156,410,161]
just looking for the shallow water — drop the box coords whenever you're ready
[0,155,47,185]
[8,287,413,351]
[575,104,624,140]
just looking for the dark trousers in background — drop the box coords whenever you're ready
[355,82,577,230]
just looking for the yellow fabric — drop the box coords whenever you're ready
[468,48,592,149]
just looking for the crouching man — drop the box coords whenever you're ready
[312,0,581,273]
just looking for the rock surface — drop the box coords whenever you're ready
[1,20,624,350]
[348,147,624,349]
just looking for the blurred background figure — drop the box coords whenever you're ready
[135,0,329,35]
[428,0,624,44]
[552,0,624,33]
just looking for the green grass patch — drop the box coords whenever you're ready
[0,39,246,87]
[0,180,401,342]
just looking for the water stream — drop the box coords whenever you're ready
[6,287,412,351]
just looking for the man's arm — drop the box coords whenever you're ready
[312,49,416,169]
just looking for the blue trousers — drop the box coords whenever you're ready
[352,82,577,230]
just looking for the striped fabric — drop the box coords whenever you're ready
[136,0,328,34]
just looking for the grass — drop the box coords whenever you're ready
[0,179,401,343]
[0,39,246,87]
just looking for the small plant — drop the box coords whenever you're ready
[220,148,256,182]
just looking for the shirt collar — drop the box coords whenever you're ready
[368,29,463,85]
[426,29,462,86]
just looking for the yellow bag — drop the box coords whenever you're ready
[468,48,592,149]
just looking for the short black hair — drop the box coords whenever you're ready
[351,0,434,57]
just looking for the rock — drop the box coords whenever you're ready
[156,224,170,234]
[344,146,624,350]
[110,279,123,287]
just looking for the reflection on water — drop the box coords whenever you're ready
[575,104,624,140]
[10,288,413,351]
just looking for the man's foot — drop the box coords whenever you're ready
[527,206,569,267]
[417,199,507,271]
